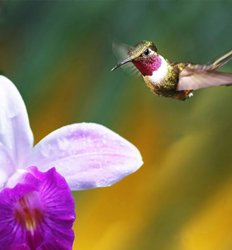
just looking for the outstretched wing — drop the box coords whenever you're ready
[177,66,232,91]
[211,50,232,69]
[177,50,232,91]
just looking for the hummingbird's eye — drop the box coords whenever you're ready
[143,48,150,56]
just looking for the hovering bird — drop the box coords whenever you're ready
[111,41,232,100]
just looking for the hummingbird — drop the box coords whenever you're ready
[111,40,232,100]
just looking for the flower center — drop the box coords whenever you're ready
[14,192,44,233]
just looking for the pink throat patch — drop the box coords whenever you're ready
[132,55,162,76]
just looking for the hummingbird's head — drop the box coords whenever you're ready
[111,40,162,76]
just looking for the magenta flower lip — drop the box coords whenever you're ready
[0,167,75,250]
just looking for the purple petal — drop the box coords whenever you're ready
[0,167,75,250]
[28,123,143,190]
[0,76,33,167]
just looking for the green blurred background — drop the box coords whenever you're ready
[1,0,232,249]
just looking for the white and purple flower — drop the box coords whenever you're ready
[0,76,143,249]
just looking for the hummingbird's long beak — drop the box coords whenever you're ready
[111,57,132,71]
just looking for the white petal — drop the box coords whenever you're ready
[0,76,34,167]
[28,123,143,190]
[0,143,16,189]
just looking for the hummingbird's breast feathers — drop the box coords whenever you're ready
[144,56,169,85]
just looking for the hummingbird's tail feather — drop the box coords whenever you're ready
[211,50,232,69]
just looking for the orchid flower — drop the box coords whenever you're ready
[0,76,143,249]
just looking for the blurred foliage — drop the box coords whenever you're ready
[0,0,232,249]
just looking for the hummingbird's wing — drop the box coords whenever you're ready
[178,69,232,91]
[112,42,141,76]
[211,50,232,70]
[177,66,232,91]
[177,50,232,91]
